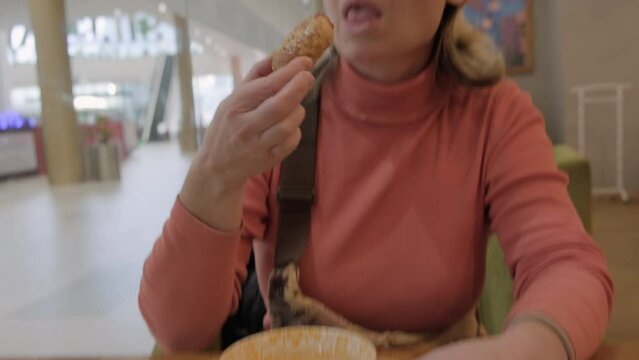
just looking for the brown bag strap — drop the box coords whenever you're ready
[275,49,336,267]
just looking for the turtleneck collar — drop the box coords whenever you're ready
[326,57,447,126]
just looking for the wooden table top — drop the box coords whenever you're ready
[14,341,638,360]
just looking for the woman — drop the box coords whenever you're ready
[138,1,613,359]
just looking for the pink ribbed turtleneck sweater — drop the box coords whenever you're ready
[139,58,613,360]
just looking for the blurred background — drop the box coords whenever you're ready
[0,0,636,357]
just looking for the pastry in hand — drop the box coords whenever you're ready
[272,14,334,71]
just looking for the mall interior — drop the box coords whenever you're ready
[0,0,637,358]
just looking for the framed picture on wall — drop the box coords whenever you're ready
[463,0,534,75]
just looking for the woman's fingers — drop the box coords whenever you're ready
[197,56,313,182]
[242,56,274,83]
[231,57,313,112]
[270,127,303,160]
[257,105,305,149]
[248,70,313,133]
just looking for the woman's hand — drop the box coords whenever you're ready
[420,320,569,360]
[197,56,314,187]
[179,56,314,231]
[419,335,515,360]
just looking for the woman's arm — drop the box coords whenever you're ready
[482,80,613,359]
[138,56,314,353]
[423,319,568,360]
[424,80,613,360]
[138,173,268,353]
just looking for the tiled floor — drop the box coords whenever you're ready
[0,142,193,357]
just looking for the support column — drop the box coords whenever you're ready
[28,0,84,185]
[0,31,11,110]
[230,55,243,88]
[174,14,198,153]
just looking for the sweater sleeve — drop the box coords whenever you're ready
[482,81,614,360]
[138,171,271,353]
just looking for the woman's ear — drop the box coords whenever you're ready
[446,0,466,7]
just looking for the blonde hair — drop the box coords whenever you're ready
[433,4,505,86]
[321,5,504,86]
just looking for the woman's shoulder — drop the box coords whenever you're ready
[446,78,537,122]
[449,77,529,104]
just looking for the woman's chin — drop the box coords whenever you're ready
[336,44,384,68]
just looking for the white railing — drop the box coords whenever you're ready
[571,83,631,202]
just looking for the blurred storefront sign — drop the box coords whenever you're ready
[6,12,207,65]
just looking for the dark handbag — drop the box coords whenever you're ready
[220,253,266,349]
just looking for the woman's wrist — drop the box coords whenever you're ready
[191,150,248,190]
[502,318,570,360]
[179,158,247,232]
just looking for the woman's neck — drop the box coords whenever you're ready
[348,45,434,83]
[326,55,446,126]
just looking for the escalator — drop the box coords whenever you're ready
[142,55,174,142]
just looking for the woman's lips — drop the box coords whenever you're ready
[343,2,382,32]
